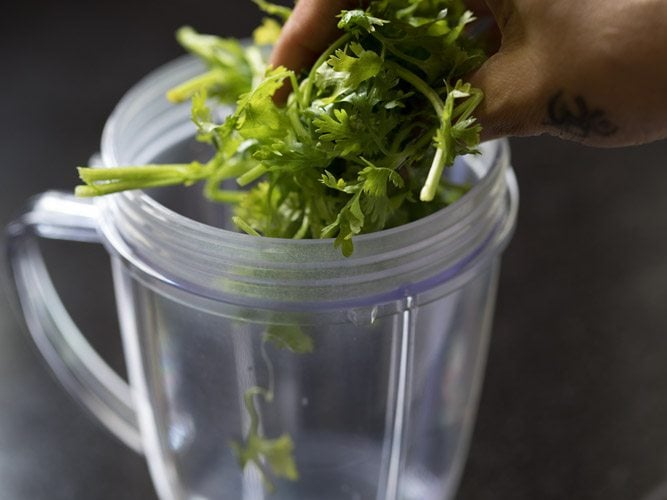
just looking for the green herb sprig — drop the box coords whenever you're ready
[76,0,487,256]
[232,324,313,491]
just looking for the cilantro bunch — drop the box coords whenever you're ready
[77,0,487,256]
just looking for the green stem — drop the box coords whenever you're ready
[204,189,245,204]
[292,209,311,239]
[287,98,309,141]
[421,96,454,202]
[374,33,432,73]
[237,164,268,187]
[203,158,256,202]
[76,163,212,196]
[453,87,483,121]
[166,70,222,103]
[419,141,448,201]
[232,216,261,236]
[300,33,353,107]
[243,386,269,437]
[75,179,180,197]
[383,61,450,202]
[384,60,444,115]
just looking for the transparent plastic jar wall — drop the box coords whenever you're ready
[5,56,518,500]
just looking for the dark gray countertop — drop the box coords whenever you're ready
[2,2,667,499]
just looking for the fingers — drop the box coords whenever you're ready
[270,0,359,103]
[468,46,547,141]
[479,0,515,34]
[465,0,492,16]
[470,43,638,146]
[468,0,547,141]
[471,0,667,146]
[270,0,358,72]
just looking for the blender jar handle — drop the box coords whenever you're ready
[3,190,142,453]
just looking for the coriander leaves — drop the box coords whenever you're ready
[76,0,487,256]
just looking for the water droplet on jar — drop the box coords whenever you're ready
[347,306,379,326]
[369,306,378,325]
[168,413,195,452]
[347,309,361,326]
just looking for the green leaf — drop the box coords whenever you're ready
[190,91,217,142]
[232,432,299,488]
[264,325,314,354]
[234,66,293,139]
[252,0,292,22]
[337,9,388,33]
[253,17,282,46]
[321,191,365,257]
[171,27,255,103]
[358,163,404,198]
[329,43,383,88]
[260,434,299,481]
[232,384,299,492]
[313,108,363,156]
[320,171,350,192]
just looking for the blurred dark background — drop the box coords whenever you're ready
[1,1,667,499]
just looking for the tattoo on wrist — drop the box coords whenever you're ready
[544,90,619,138]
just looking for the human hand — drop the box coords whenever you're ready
[271,0,667,147]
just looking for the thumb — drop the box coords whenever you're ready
[468,47,547,141]
[270,0,358,72]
